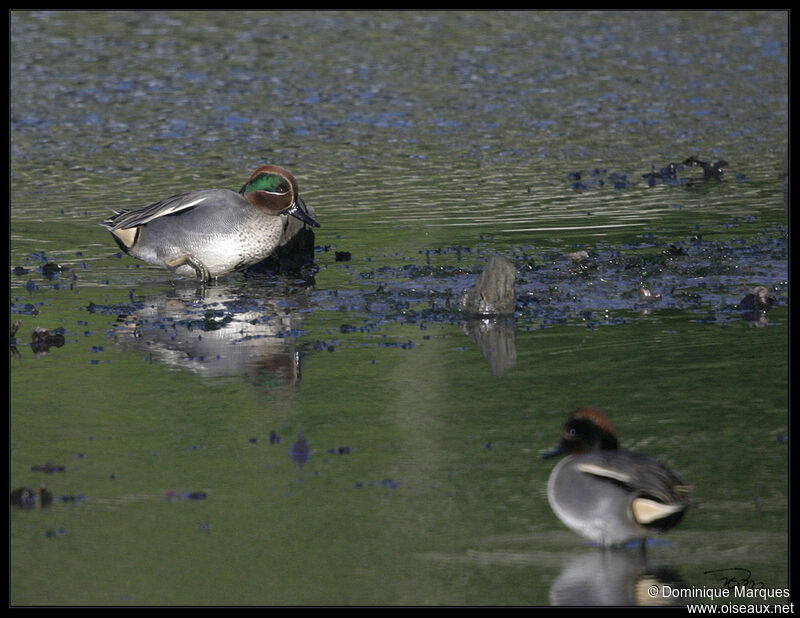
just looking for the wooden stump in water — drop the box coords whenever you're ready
[459,255,517,376]
[459,255,517,317]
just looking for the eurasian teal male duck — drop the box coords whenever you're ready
[101,165,319,281]
[543,407,691,548]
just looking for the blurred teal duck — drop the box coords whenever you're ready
[543,407,691,548]
[101,165,319,281]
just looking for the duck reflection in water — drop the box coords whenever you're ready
[549,550,688,606]
[109,281,309,392]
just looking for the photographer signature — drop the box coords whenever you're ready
[704,567,767,590]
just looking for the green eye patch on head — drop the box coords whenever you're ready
[243,173,291,195]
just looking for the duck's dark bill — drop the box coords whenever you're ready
[541,445,564,460]
[286,197,320,228]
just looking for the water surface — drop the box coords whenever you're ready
[10,10,788,606]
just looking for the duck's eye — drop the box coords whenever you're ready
[246,174,291,195]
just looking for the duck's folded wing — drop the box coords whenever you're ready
[102,192,214,230]
[576,451,691,505]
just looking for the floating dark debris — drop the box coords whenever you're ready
[11,486,53,510]
[10,303,40,316]
[739,286,776,314]
[664,244,687,258]
[637,288,662,302]
[41,262,63,280]
[353,479,401,490]
[642,162,686,186]
[312,340,337,353]
[567,168,631,190]
[31,327,66,355]
[85,300,145,315]
[10,320,22,360]
[165,490,208,502]
[377,340,415,349]
[27,251,51,263]
[30,463,66,474]
[739,285,777,328]
[291,427,312,468]
[567,250,590,265]
[568,156,734,191]
[683,156,728,181]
